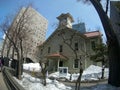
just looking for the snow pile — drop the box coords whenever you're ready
[14,72,72,90]
[15,64,119,90]
[83,65,102,75]
[48,72,71,80]
[81,65,109,81]
[48,72,59,79]
[23,63,41,72]
[23,63,109,81]
[49,65,109,81]
[13,73,120,90]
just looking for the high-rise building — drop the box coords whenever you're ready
[72,23,86,33]
[2,7,48,62]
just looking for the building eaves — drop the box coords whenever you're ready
[46,53,68,60]
[37,27,89,48]
[65,27,88,39]
[84,30,102,38]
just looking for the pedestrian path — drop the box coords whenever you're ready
[0,72,8,90]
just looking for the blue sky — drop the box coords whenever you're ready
[0,0,106,41]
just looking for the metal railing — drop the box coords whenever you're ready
[2,66,25,90]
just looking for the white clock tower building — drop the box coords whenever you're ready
[57,13,74,29]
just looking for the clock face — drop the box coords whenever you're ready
[61,19,66,25]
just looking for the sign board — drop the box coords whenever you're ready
[59,67,68,77]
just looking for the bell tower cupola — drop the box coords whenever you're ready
[57,13,74,29]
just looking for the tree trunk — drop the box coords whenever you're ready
[108,42,120,86]
[43,73,46,86]
[42,71,47,86]
[13,44,22,79]
[101,68,104,79]
[75,61,83,90]
[90,0,120,86]
[20,39,23,75]
[101,59,105,79]
[11,47,15,59]
[6,46,11,58]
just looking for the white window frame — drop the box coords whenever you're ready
[73,59,79,69]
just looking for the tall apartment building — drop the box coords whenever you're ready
[3,6,48,62]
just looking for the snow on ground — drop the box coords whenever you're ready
[81,65,109,81]
[23,63,41,72]
[19,63,120,90]
[48,65,109,81]
[13,73,120,90]
[14,72,71,90]
[23,63,109,81]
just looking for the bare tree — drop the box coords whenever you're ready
[58,29,85,90]
[0,6,36,79]
[0,15,13,57]
[39,59,48,86]
[77,0,120,87]
[90,43,108,79]
[36,46,49,86]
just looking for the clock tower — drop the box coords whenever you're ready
[57,13,74,29]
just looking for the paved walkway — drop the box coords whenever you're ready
[61,79,107,90]
[61,79,107,87]
[0,72,8,90]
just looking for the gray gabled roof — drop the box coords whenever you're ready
[38,27,88,47]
